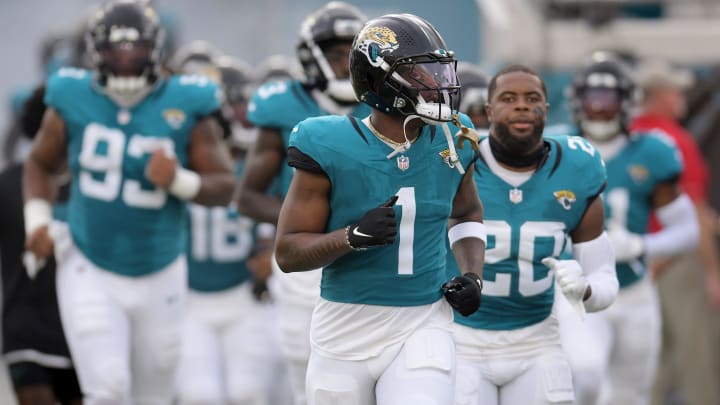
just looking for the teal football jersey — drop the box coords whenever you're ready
[247,79,370,197]
[448,135,607,330]
[186,163,255,292]
[603,132,682,288]
[289,114,477,307]
[44,68,221,276]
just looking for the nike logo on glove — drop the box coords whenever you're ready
[352,227,372,238]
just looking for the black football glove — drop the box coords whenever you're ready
[346,196,398,250]
[441,272,483,317]
[251,278,270,302]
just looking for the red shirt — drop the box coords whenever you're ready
[630,114,708,231]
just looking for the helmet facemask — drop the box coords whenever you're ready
[381,56,460,124]
[577,87,623,142]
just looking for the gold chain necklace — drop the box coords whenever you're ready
[366,117,417,147]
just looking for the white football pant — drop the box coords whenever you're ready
[55,233,186,405]
[176,282,290,405]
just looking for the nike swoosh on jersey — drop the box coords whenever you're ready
[352,227,372,238]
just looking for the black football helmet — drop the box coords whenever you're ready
[256,54,302,84]
[297,1,366,103]
[217,56,255,105]
[86,0,164,104]
[569,52,637,141]
[216,56,257,150]
[350,14,460,123]
[456,62,489,128]
[168,40,223,81]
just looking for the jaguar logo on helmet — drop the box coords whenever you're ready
[357,26,399,64]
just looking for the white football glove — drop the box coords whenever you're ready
[607,225,645,262]
[542,257,588,320]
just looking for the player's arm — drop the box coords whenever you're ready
[442,163,486,317]
[559,196,618,312]
[147,116,235,206]
[237,127,285,224]
[448,163,485,279]
[22,108,67,258]
[644,180,699,259]
[274,168,350,272]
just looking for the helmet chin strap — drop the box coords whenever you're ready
[440,121,465,174]
[414,94,454,123]
[384,114,466,175]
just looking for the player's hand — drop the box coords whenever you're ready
[25,225,54,259]
[248,249,273,301]
[441,273,482,316]
[146,149,177,189]
[543,257,587,319]
[607,225,644,262]
[346,196,398,250]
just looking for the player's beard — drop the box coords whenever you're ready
[492,120,544,159]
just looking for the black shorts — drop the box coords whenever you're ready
[8,362,81,402]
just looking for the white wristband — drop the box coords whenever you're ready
[448,221,487,246]
[24,198,52,235]
[169,167,202,200]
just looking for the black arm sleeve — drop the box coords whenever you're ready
[287,147,327,176]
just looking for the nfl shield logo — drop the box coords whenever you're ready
[397,155,410,171]
[509,188,523,204]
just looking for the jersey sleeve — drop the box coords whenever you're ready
[288,118,331,173]
[643,131,683,184]
[175,74,222,118]
[563,136,607,199]
[247,80,294,127]
[44,68,89,116]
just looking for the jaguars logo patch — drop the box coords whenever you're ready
[438,149,456,169]
[163,109,186,130]
[553,190,576,211]
[628,165,649,183]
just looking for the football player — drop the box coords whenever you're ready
[254,54,302,85]
[175,56,290,405]
[275,13,485,405]
[456,61,490,130]
[448,64,618,405]
[22,1,236,403]
[236,3,369,404]
[1,91,81,405]
[558,55,699,405]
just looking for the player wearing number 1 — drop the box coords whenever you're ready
[448,65,619,405]
[275,14,486,405]
[22,1,236,404]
